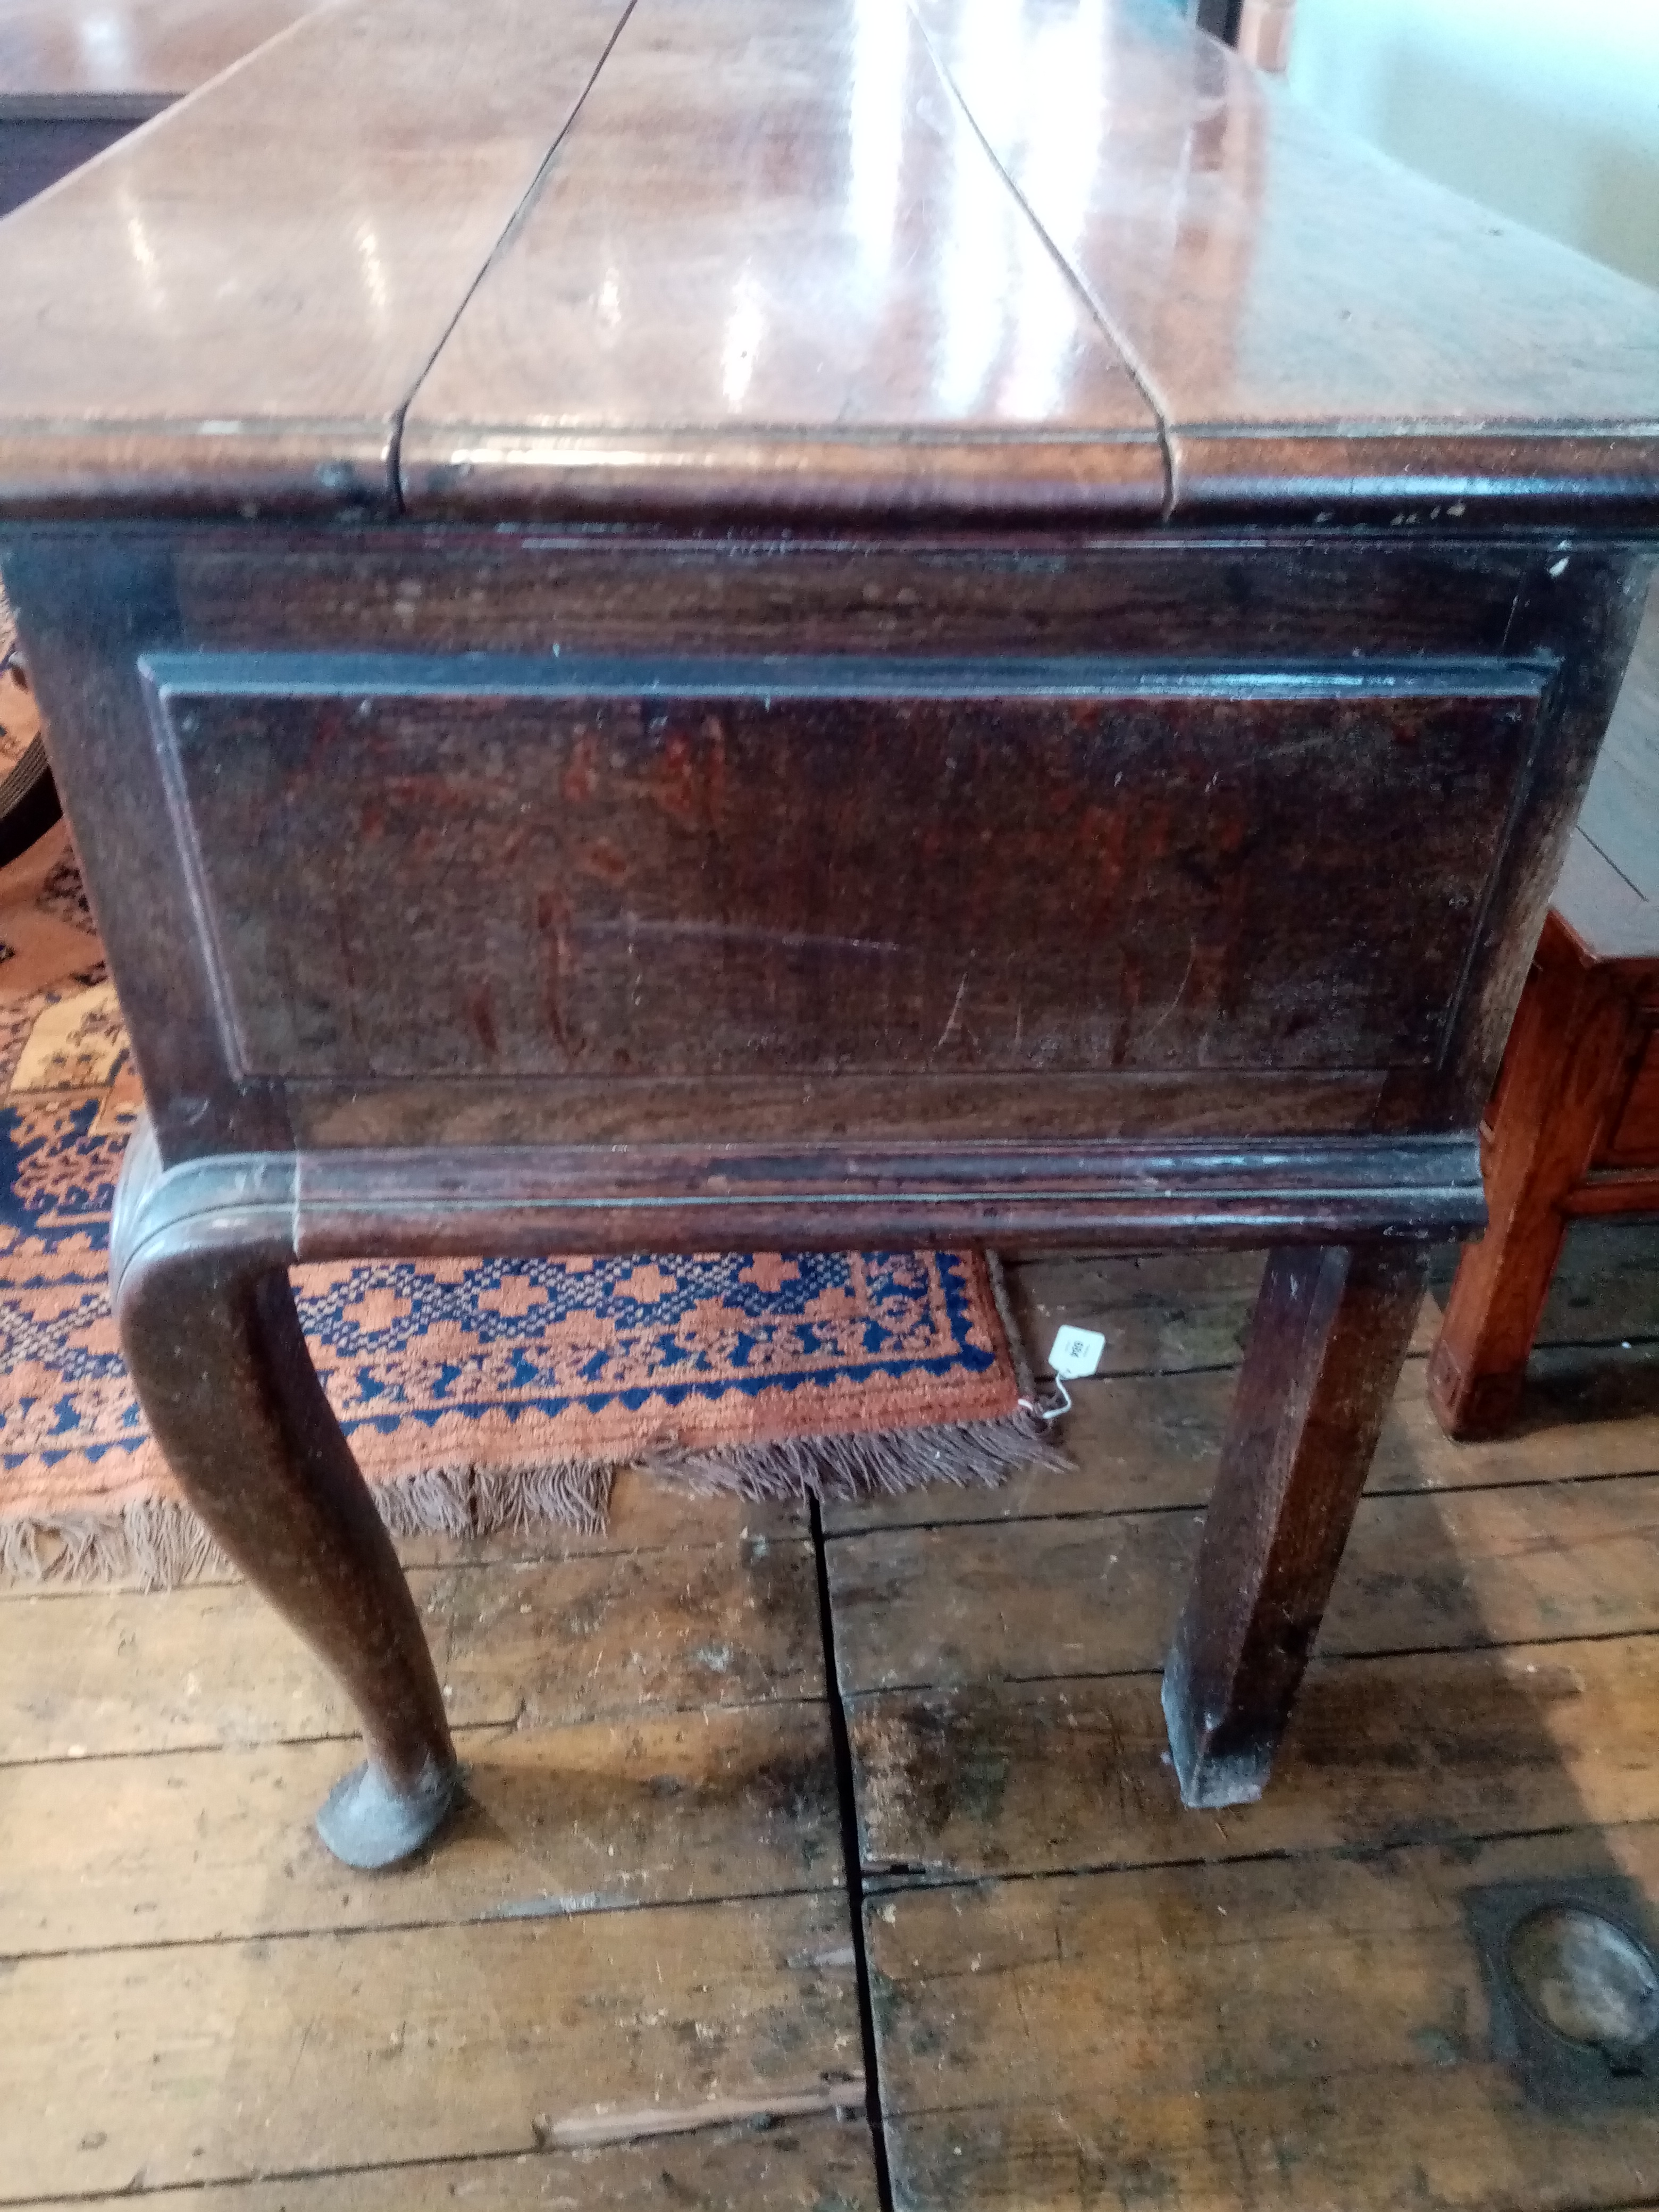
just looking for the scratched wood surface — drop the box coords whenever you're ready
[871,1830,1659,2212]
[9,1228,1659,2206]
[835,1231,1659,2210]
[0,1466,878,2208]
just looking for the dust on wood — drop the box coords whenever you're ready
[866,1825,1659,2212]
[0,1534,819,1761]
[14,1227,1659,2208]
[0,1890,865,2198]
[849,1635,1659,1882]
[826,1477,1659,1697]
[0,2115,882,2211]
[884,2077,1659,2212]
[0,1702,844,1955]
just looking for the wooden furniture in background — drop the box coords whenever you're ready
[0,0,1655,1868]
[1431,579,1659,1437]
[0,0,316,215]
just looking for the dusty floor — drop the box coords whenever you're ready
[6,1224,1659,2208]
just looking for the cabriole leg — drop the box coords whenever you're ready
[1162,1241,1428,1808]
[111,1118,460,1867]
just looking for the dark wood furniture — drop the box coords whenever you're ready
[0,0,316,215]
[1430,580,1659,1436]
[1,0,1655,1869]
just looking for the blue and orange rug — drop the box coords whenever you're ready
[0,659,1056,1580]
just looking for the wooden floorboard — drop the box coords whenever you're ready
[0,1702,843,1955]
[882,2073,1659,2212]
[9,1223,1659,2208]
[6,2119,884,2211]
[843,1229,1659,2212]
[0,1471,878,2207]
[0,1532,821,1761]
[850,1636,1659,1882]
[827,1476,1659,1693]
[3,1891,865,2200]
[867,1830,1659,2212]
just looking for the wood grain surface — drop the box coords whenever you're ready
[866,1826,1659,2118]
[0,1535,820,1758]
[399,0,1161,518]
[0,1436,875,2208]
[0,0,1655,518]
[0,0,633,513]
[911,0,1659,519]
[7,1235,1659,2208]
[1430,577,1659,1435]
[826,1476,1659,1695]
[0,0,320,102]
[1,2123,883,2212]
[0,1702,842,1954]
[148,656,1542,1085]
[850,1636,1659,1883]
[876,1834,1659,2212]
[3,1889,865,2198]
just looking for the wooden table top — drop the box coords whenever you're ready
[0,0,1655,526]
[0,0,320,110]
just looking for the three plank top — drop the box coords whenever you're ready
[0,0,1656,525]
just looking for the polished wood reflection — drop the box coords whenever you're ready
[0,0,1655,524]
[910,0,1659,515]
[0,0,634,515]
[400,0,1162,520]
[0,0,319,105]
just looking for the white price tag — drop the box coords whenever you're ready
[1049,1325,1105,1381]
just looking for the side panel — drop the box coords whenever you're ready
[5,526,1640,1179]
[145,655,1543,1124]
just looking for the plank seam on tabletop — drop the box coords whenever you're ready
[385,0,643,512]
[906,0,1176,522]
[0,0,322,216]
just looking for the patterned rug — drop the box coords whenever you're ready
[0,602,1056,1582]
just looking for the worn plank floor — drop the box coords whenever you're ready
[5,1223,1659,2208]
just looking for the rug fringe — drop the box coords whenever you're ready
[0,1403,1068,1586]
[0,1456,619,1589]
[642,1405,1070,1505]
